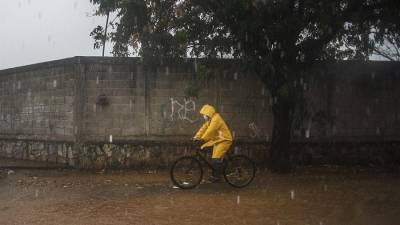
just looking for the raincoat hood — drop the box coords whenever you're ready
[199,104,216,118]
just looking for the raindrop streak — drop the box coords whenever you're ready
[324,184,328,192]
[109,135,113,143]
[371,72,376,79]
[129,99,133,111]
[38,11,43,20]
[290,190,295,200]
[73,1,78,9]
[35,189,39,198]
[194,60,198,73]
[236,195,240,205]
[165,66,169,76]
[305,129,310,138]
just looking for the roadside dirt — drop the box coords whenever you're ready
[0,167,399,225]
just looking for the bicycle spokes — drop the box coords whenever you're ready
[170,156,203,189]
[224,155,256,188]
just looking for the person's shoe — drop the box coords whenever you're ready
[208,176,222,183]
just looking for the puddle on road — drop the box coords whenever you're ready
[0,168,399,225]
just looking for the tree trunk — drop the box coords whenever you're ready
[269,89,294,172]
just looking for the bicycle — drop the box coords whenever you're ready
[170,145,256,189]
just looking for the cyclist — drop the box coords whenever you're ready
[193,104,233,182]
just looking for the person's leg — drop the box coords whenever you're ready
[210,141,232,181]
[212,141,232,159]
[211,158,223,179]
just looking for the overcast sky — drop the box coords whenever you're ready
[0,0,113,70]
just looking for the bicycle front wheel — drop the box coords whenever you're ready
[224,155,256,188]
[170,156,203,189]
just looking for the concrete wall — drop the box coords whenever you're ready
[0,57,400,169]
[77,57,271,143]
[0,58,76,141]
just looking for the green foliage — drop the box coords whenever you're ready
[90,0,399,75]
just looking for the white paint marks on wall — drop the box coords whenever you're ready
[249,122,261,138]
[170,98,197,123]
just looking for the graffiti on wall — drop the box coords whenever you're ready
[249,122,261,138]
[0,97,68,132]
[160,97,199,134]
[170,97,197,123]
[0,101,14,129]
[248,122,269,141]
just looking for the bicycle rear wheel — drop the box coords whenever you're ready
[170,156,203,189]
[224,155,256,188]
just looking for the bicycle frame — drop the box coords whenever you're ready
[191,147,232,171]
[192,148,215,171]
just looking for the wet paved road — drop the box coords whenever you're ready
[0,167,399,225]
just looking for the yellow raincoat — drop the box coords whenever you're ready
[194,104,233,159]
